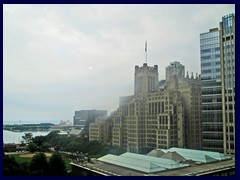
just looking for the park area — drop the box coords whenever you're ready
[20,152,52,158]
[9,152,71,171]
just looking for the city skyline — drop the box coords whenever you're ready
[3,4,235,122]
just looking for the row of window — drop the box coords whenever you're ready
[200,43,219,49]
[202,113,222,123]
[200,37,219,45]
[202,103,222,111]
[202,95,222,103]
[223,38,234,45]
[201,69,221,74]
[201,73,221,80]
[201,62,220,69]
[201,68,220,73]
[203,134,223,140]
[202,142,223,150]
[202,124,223,131]
[201,54,220,60]
[201,80,221,87]
[200,47,220,54]
[200,30,219,38]
[202,88,222,95]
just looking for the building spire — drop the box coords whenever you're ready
[145,40,147,64]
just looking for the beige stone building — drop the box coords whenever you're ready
[89,116,111,144]
[112,62,202,153]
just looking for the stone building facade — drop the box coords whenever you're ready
[111,62,202,153]
[89,116,111,144]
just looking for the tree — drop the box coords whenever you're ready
[30,152,49,175]
[22,133,33,144]
[3,154,20,175]
[28,143,38,152]
[4,153,32,175]
[65,142,82,152]
[40,142,52,152]
[49,152,67,176]
[32,135,46,147]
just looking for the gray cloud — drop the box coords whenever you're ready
[3,4,235,123]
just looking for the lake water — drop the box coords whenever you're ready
[3,130,50,144]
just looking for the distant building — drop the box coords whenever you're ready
[73,110,107,129]
[159,79,166,90]
[68,128,83,136]
[4,143,26,152]
[166,61,185,80]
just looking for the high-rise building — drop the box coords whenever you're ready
[200,13,235,154]
[165,62,202,150]
[220,14,235,154]
[200,28,223,152]
[111,62,201,153]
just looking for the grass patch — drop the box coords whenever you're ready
[10,154,33,164]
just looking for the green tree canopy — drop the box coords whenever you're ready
[3,154,30,175]
[32,135,46,147]
[3,154,20,175]
[49,152,67,176]
[22,133,33,144]
[28,143,38,153]
[40,142,52,152]
[30,152,49,175]
[65,141,82,152]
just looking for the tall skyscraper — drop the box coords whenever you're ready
[220,14,235,154]
[200,28,223,152]
[200,13,235,154]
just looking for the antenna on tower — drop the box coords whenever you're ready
[145,40,147,64]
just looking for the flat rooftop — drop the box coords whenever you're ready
[71,147,235,176]
[72,148,235,176]
[72,157,234,176]
[98,152,188,173]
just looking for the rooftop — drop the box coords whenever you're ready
[98,152,188,173]
[71,147,234,176]
[149,147,231,163]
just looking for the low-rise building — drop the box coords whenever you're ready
[89,116,111,144]
[71,147,234,176]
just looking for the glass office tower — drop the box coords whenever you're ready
[200,13,235,154]
[200,28,223,152]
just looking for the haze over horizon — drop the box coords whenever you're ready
[3,4,235,123]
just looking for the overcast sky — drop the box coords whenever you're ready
[3,4,235,123]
